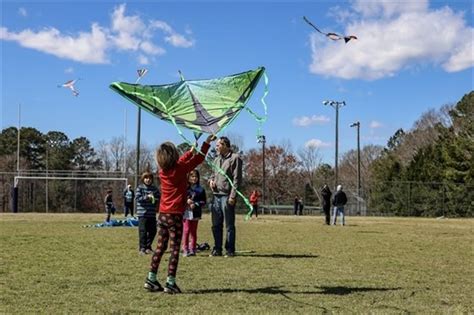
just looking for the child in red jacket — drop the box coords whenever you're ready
[144,134,216,294]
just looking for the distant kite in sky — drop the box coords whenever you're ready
[303,16,358,43]
[136,69,148,84]
[58,79,80,97]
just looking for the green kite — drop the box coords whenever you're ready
[110,67,267,137]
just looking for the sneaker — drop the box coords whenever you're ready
[188,251,196,256]
[139,249,146,255]
[182,251,188,257]
[145,249,153,254]
[209,250,222,257]
[225,252,235,257]
[164,282,182,294]
[144,279,163,292]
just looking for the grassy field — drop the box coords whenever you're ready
[0,213,472,314]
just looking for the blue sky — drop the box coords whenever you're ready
[1,0,473,164]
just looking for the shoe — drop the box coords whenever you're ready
[182,251,188,257]
[139,249,146,255]
[145,249,153,254]
[188,251,196,256]
[209,250,222,257]
[164,282,182,294]
[225,252,235,257]
[144,279,163,292]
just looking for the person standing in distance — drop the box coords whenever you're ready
[332,185,348,226]
[320,184,332,225]
[208,137,242,257]
[123,184,135,217]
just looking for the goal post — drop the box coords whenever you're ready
[13,173,128,213]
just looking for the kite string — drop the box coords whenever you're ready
[148,72,269,221]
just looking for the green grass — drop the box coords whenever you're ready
[0,214,472,314]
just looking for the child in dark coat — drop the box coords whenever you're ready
[136,171,161,254]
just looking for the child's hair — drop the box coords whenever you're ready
[156,142,179,171]
[188,169,200,185]
[107,189,112,193]
[141,171,154,183]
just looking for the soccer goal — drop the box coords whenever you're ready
[13,171,128,213]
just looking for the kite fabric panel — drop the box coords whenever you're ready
[110,67,266,135]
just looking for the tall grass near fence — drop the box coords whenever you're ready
[0,214,472,313]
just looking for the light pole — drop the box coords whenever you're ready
[322,100,346,189]
[350,121,361,214]
[257,135,266,208]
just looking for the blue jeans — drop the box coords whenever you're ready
[332,206,345,225]
[211,195,235,254]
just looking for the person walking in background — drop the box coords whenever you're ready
[136,171,160,255]
[144,134,215,294]
[208,136,242,258]
[182,169,206,257]
[104,189,116,223]
[123,184,135,217]
[332,185,348,226]
[249,190,260,218]
[321,184,332,225]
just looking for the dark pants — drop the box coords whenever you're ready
[149,213,183,277]
[138,216,157,251]
[211,195,235,254]
[251,204,258,217]
[323,204,331,225]
[124,202,134,217]
[105,205,115,222]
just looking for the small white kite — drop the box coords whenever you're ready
[135,69,148,84]
[58,79,80,97]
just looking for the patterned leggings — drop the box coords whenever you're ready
[149,213,183,277]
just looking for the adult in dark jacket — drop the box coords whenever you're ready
[332,185,348,226]
[320,184,332,225]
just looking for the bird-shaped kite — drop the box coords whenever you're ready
[58,79,80,97]
[303,16,357,43]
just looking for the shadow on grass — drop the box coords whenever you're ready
[189,285,401,296]
[238,253,318,259]
[188,285,401,308]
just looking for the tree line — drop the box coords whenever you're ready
[0,91,472,216]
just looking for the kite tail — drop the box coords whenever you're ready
[203,156,254,221]
[244,71,269,138]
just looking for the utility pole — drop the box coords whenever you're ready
[323,100,346,189]
[350,121,361,214]
[135,108,141,190]
[257,135,266,209]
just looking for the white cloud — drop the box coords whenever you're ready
[0,24,109,64]
[0,3,195,64]
[18,7,28,17]
[305,139,332,149]
[64,67,74,74]
[309,1,473,80]
[137,54,149,65]
[351,0,428,18]
[150,20,195,48]
[369,120,383,129]
[293,115,330,127]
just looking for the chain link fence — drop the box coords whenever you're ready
[1,172,472,217]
